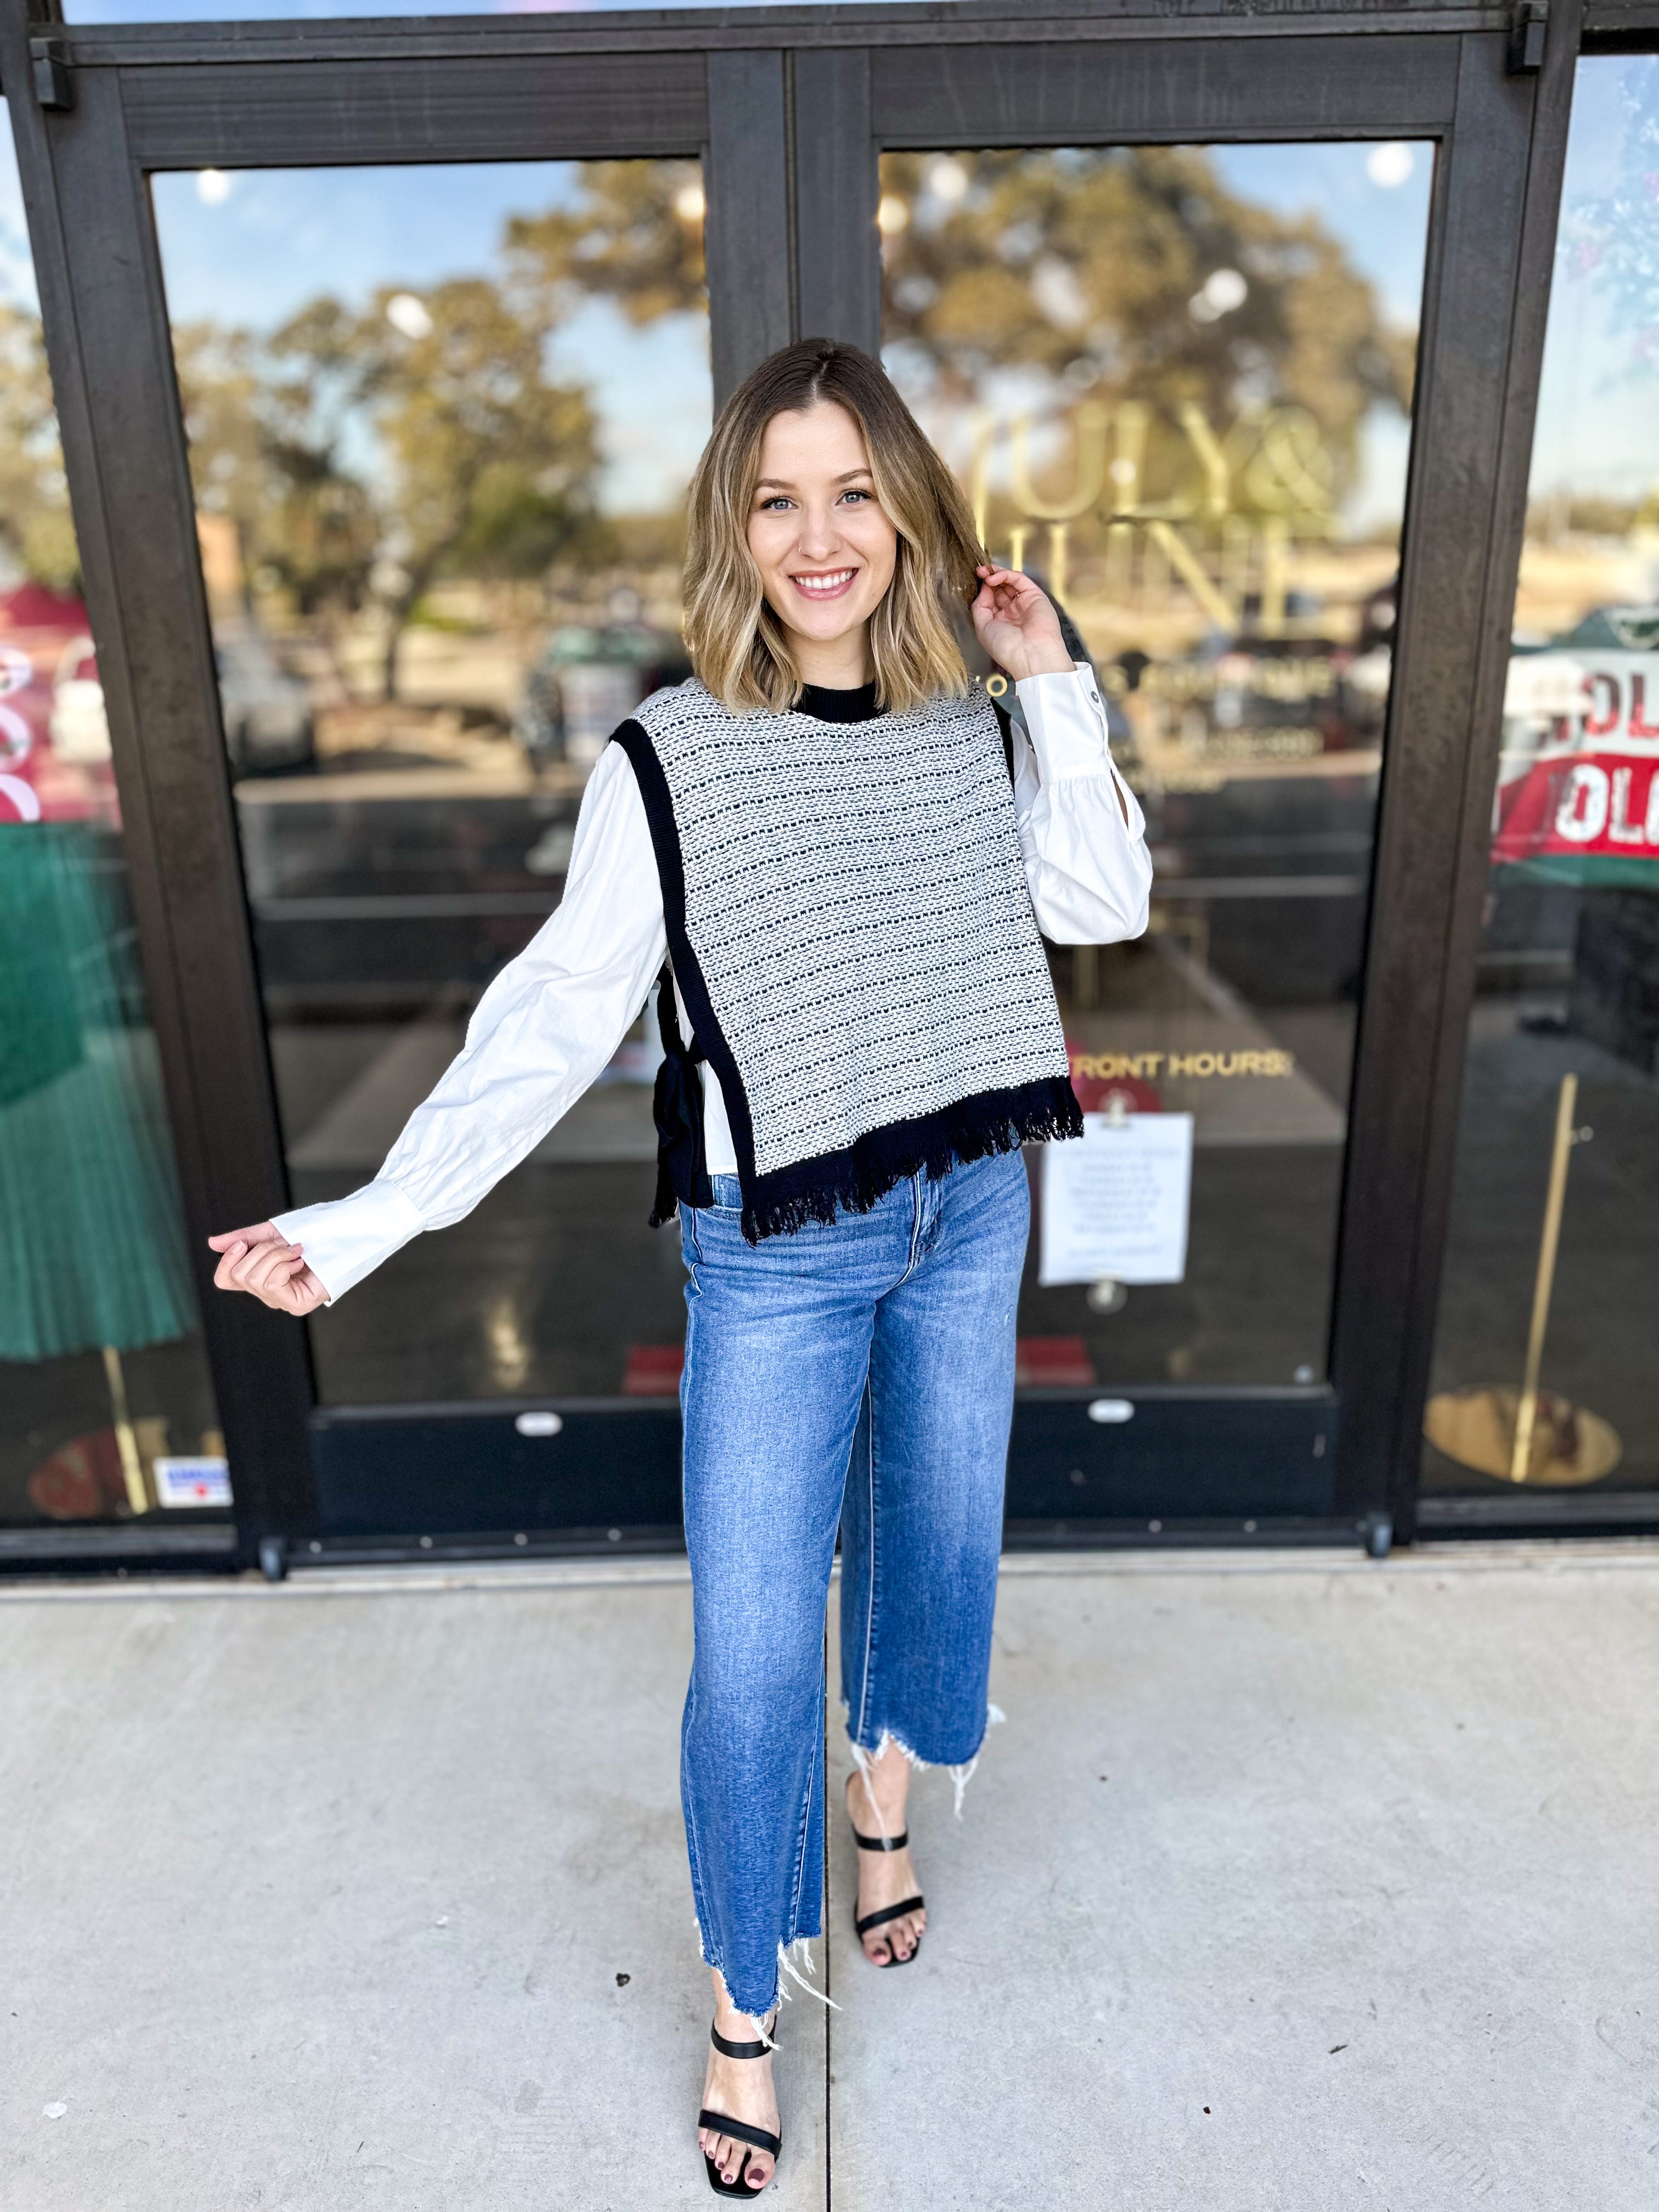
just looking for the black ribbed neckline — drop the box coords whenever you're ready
[796,680,883,724]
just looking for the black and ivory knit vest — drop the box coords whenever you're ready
[611,674,1082,1243]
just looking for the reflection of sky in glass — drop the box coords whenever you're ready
[1527,55,1659,504]
[1214,142,1431,535]
[0,104,40,315]
[150,163,711,517]
[1212,141,1431,328]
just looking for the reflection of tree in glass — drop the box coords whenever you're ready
[0,303,78,589]
[503,159,707,330]
[178,278,607,699]
[175,318,376,652]
[168,163,710,699]
[878,148,1414,513]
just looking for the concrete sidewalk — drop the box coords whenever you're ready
[3,1547,1657,2210]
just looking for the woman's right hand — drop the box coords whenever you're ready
[208,1223,329,1317]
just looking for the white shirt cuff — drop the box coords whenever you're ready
[270,1178,426,1304]
[1014,662,1111,781]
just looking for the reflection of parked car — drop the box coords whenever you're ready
[215,631,314,775]
[48,637,112,763]
[45,623,314,776]
[513,619,692,770]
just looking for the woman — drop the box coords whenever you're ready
[211,339,1150,2195]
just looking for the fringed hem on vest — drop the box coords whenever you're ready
[736,1075,1083,1245]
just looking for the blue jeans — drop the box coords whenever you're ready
[676,1148,1029,2019]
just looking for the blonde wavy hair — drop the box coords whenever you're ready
[683,339,985,715]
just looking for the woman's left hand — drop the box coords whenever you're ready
[970,565,1075,682]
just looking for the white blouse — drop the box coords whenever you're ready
[273,665,1152,1300]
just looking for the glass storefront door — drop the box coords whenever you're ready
[145,157,711,1538]
[879,142,1430,1519]
[1,100,227,1549]
[1424,54,1659,1518]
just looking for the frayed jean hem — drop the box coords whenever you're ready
[844,1701,1006,1819]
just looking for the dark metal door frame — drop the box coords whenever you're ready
[0,0,1622,1570]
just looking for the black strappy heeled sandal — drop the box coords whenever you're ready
[850,1819,926,1967]
[699,2021,782,2197]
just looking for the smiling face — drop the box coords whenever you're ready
[745,402,899,686]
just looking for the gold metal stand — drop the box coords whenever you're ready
[101,1344,153,1516]
[1423,1072,1622,1487]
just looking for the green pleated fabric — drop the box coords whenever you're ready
[0,822,196,1361]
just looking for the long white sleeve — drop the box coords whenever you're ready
[272,742,668,1301]
[1011,663,1152,944]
